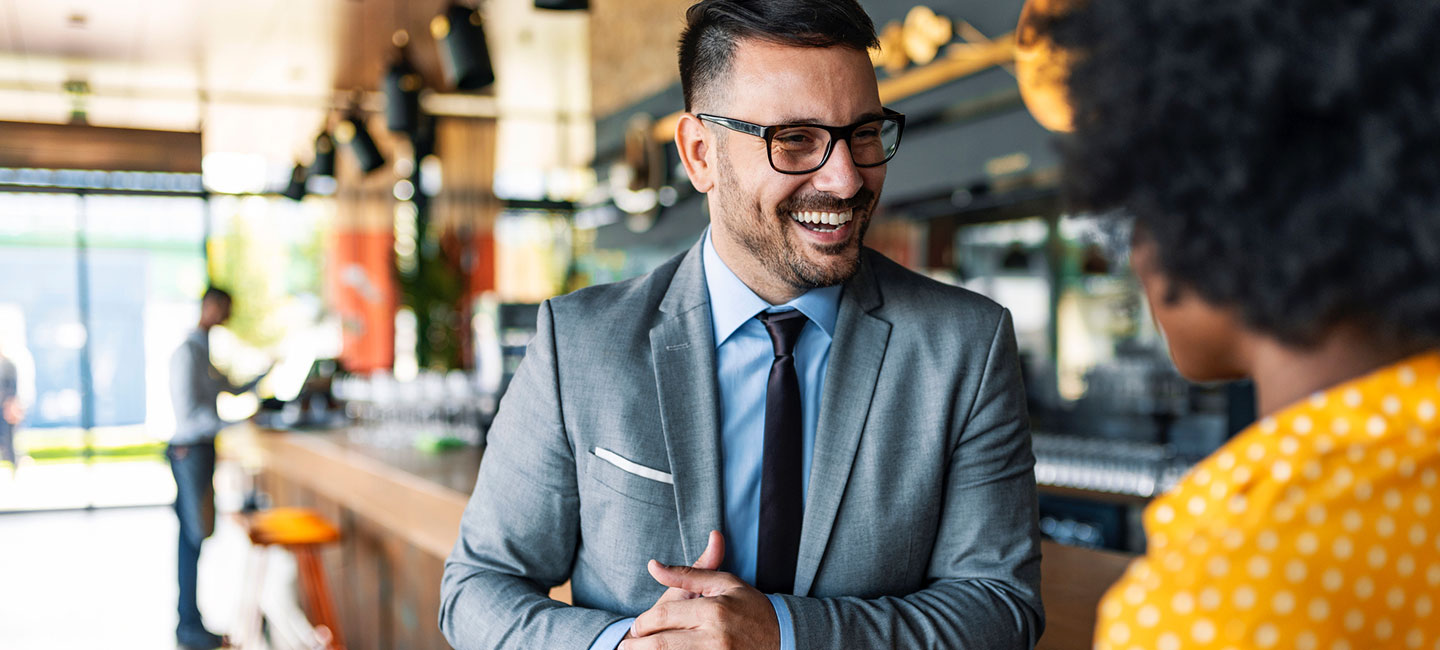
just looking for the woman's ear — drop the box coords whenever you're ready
[675,113,715,193]
[1132,234,1252,382]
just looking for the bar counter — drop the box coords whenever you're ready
[229,423,1133,650]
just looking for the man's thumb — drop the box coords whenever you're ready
[692,530,725,571]
[648,559,722,595]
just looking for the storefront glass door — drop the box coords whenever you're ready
[0,185,208,511]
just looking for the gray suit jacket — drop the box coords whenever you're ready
[441,240,1044,649]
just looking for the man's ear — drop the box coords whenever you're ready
[675,113,715,193]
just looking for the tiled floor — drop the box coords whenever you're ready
[0,467,250,649]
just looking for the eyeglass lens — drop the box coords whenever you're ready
[769,118,900,172]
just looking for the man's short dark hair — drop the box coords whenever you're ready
[678,0,879,112]
[1052,0,1440,350]
[202,286,232,305]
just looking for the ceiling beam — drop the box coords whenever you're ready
[0,120,202,173]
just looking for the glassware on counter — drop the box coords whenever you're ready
[333,370,492,449]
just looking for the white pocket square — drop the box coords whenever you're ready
[591,447,674,485]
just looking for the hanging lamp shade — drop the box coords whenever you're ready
[1016,0,1084,132]
[311,131,336,177]
[384,31,424,134]
[384,56,423,134]
[431,3,496,91]
[336,114,386,174]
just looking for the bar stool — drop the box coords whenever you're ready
[233,507,345,650]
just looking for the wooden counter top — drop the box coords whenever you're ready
[228,423,477,559]
[232,423,1134,650]
[1037,542,1133,650]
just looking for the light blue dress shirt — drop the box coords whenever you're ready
[591,230,834,650]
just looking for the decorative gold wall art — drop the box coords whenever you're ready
[902,6,954,67]
[872,22,910,74]
[869,5,956,73]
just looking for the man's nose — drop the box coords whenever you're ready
[809,139,864,199]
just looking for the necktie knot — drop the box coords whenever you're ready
[757,309,808,357]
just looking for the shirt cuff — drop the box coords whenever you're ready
[590,617,634,650]
[766,594,797,650]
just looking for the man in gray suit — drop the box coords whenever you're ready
[441,1,1043,648]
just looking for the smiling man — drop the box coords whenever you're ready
[439,2,1043,649]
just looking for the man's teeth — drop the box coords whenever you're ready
[789,209,854,227]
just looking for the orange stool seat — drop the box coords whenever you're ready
[235,508,345,650]
[244,507,341,546]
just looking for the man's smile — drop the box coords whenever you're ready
[789,208,853,232]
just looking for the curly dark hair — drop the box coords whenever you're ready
[678,0,878,112]
[1051,0,1440,350]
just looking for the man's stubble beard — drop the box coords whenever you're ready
[713,140,877,292]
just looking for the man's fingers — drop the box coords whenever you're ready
[647,560,734,597]
[652,586,698,605]
[620,629,706,650]
[692,530,725,571]
[646,530,726,605]
[629,598,714,638]
[649,529,728,607]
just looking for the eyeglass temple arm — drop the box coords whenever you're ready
[697,114,766,138]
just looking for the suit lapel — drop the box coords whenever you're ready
[794,252,890,596]
[649,242,725,563]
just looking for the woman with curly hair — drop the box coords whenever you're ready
[1031,0,1440,647]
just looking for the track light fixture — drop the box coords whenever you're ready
[311,130,336,177]
[385,30,424,134]
[282,162,308,201]
[336,112,386,174]
[431,2,496,91]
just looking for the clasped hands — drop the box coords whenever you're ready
[619,530,780,650]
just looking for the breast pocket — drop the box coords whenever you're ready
[586,446,675,508]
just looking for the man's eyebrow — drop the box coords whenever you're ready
[772,111,888,126]
[771,114,826,125]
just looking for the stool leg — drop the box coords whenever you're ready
[294,547,345,650]
[233,545,269,649]
[291,547,321,644]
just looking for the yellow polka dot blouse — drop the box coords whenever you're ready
[1095,350,1440,650]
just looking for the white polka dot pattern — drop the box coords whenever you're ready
[1094,351,1440,650]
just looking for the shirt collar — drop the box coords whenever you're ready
[702,228,841,348]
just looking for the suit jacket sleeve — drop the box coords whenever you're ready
[440,300,628,649]
[778,309,1045,649]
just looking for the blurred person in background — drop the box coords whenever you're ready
[0,341,22,476]
[1039,0,1440,647]
[168,286,268,650]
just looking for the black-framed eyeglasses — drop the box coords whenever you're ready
[696,108,905,175]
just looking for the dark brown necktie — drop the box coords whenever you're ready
[754,309,808,595]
